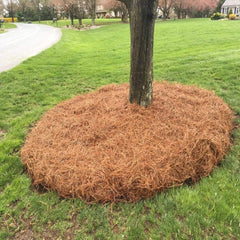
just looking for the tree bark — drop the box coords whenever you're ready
[91,17,95,26]
[10,0,14,22]
[91,0,96,26]
[159,0,172,21]
[162,10,168,20]
[70,14,74,26]
[78,18,82,25]
[37,0,40,23]
[126,0,158,107]
[78,0,84,26]
[121,6,128,23]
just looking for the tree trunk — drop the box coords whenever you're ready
[174,4,183,19]
[10,0,14,22]
[91,17,95,26]
[70,15,74,26]
[176,9,181,19]
[38,0,40,23]
[162,10,168,20]
[78,0,84,26]
[78,18,82,25]
[127,0,158,107]
[121,8,128,23]
[160,0,171,21]
[91,0,96,26]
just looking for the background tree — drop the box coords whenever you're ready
[173,0,217,19]
[173,0,187,18]
[86,0,96,26]
[31,0,41,22]
[76,0,85,25]
[158,0,174,20]
[101,0,128,22]
[40,4,54,20]
[215,0,225,12]
[16,0,29,21]
[5,0,18,22]
[53,0,86,25]
[53,0,79,26]
[188,0,217,18]
[63,0,77,25]
[4,0,56,21]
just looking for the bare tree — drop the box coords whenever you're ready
[5,0,18,22]
[30,0,41,22]
[53,0,78,26]
[173,0,217,19]
[173,0,187,18]
[101,0,128,22]
[159,0,174,20]
[76,0,85,25]
[63,0,76,25]
[86,0,96,26]
[118,0,158,107]
[119,2,128,22]
[17,0,29,21]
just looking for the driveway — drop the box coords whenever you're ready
[0,23,62,73]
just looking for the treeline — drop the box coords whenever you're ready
[1,0,129,24]
[158,0,219,20]
[2,0,98,22]
[2,0,57,22]
[1,0,222,23]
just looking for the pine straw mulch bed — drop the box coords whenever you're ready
[21,82,234,203]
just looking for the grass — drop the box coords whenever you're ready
[0,23,17,33]
[0,18,240,239]
[3,23,17,29]
[34,18,122,28]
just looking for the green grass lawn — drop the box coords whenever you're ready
[35,18,122,28]
[0,18,240,239]
[3,23,17,29]
[0,23,17,33]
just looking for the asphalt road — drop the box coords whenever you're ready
[0,23,62,73]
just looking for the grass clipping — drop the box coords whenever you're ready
[21,82,233,203]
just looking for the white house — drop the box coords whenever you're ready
[221,0,240,16]
[96,3,122,18]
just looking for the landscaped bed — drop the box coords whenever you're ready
[21,82,233,203]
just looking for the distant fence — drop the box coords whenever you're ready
[4,18,18,23]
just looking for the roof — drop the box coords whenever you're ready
[222,0,240,7]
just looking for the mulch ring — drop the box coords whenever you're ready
[21,82,234,203]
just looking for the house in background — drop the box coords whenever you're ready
[96,4,107,18]
[221,0,240,16]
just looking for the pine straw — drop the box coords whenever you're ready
[21,82,234,203]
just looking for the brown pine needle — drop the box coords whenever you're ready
[21,82,234,203]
